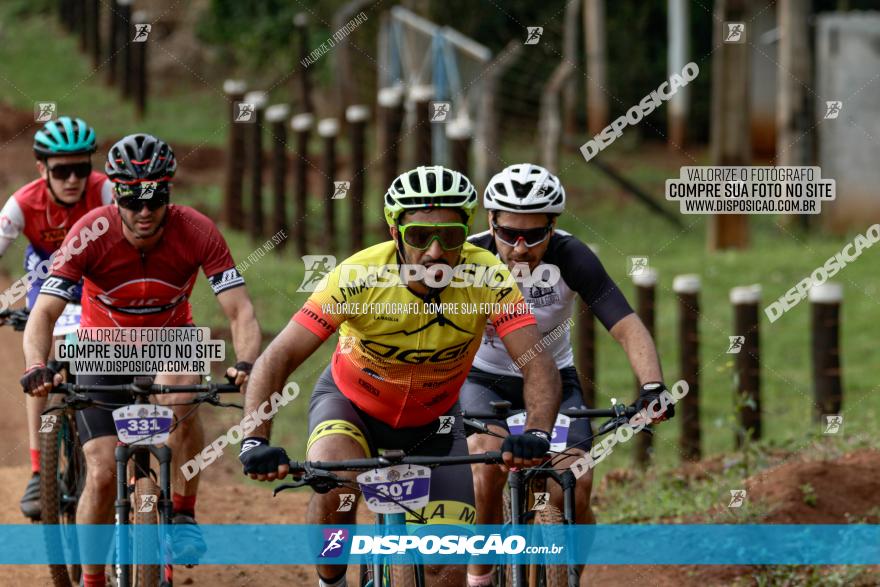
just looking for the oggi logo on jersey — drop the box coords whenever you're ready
[361,339,473,364]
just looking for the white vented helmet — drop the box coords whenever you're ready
[483,164,566,214]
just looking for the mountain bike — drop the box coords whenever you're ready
[43,376,241,587]
[274,448,506,586]
[461,400,645,587]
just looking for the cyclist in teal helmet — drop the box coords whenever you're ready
[0,115,112,520]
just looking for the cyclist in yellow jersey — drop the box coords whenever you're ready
[240,166,562,587]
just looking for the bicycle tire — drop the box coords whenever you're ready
[534,504,567,587]
[131,477,161,587]
[40,401,84,587]
[496,488,515,587]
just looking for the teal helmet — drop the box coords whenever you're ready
[33,116,96,159]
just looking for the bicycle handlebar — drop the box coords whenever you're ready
[273,451,504,496]
[52,379,240,395]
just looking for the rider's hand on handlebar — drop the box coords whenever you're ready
[20,363,62,397]
[239,437,290,481]
[632,382,674,423]
[225,361,253,391]
[500,429,551,470]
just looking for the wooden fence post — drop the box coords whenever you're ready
[411,85,433,167]
[731,284,762,446]
[266,104,291,252]
[674,274,701,461]
[346,105,369,251]
[318,118,340,253]
[244,91,268,240]
[378,85,404,192]
[223,80,247,230]
[810,282,843,422]
[633,267,657,467]
[291,113,314,256]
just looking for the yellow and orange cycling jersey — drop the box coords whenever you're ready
[293,241,536,427]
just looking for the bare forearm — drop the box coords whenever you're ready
[611,314,663,384]
[244,327,318,439]
[521,353,561,432]
[23,311,57,367]
[229,308,261,363]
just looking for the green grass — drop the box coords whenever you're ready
[1,9,878,477]
[0,7,230,146]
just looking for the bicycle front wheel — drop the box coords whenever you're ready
[131,477,161,587]
[40,404,85,587]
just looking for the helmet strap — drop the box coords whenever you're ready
[45,178,80,209]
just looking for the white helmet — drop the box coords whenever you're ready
[483,164,566,214]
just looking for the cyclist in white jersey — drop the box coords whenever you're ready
[461,164,673,587]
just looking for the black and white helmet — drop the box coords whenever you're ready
[484,164,565,214]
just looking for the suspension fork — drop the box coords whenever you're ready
[114,442,131,586]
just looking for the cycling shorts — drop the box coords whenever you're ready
[307,365,477,525]
[459,366,594,451]
[74,373,138,445]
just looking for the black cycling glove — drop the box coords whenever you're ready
[633,382,674,420]
[239,437,290,475]
[226,361,253,384]
[501,429,551,460]
[20,363,57,395]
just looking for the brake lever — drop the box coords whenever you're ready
[198,392,242,409]
[273,479,309,496]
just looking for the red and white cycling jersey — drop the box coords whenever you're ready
[0,172,113,257]
[41,204,245,327]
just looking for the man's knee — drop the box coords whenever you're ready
[83,438,117,496]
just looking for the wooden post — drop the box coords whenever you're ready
[667,0,690,147]
[708,0,751,250]
[318,118,339,253]
[118,0,133,100]
[810,283,843,422]
[411,85,433,167]
[131,10,148,120]
[540,61,574,173]
[291,113,313,256]
[633,267,657,468]
[87,0,100,67]
[583,0,609,135]
[731,285,761,446]
[674,274,701,461]
[266,104,291,252]
[293,13,315,115]
[346,105,369,251]
[59,0,71,29]
[77,0,88,50]
[447,119,472,177]
[777,0,813,231]
[378,85,405,193]
[106,0,119,86]
[244,91,268,241]
[223,80,247,230]
[562,0,580,137]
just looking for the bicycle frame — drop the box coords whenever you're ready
[46,378,241,587]
[462,402,640,587]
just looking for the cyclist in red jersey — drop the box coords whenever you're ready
[20,134,262,587]
[0,116,112,520]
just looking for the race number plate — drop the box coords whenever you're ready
[112,404,174,446]
[357,464,431,514]
[52,304,82,336]
[506,412,571,452]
